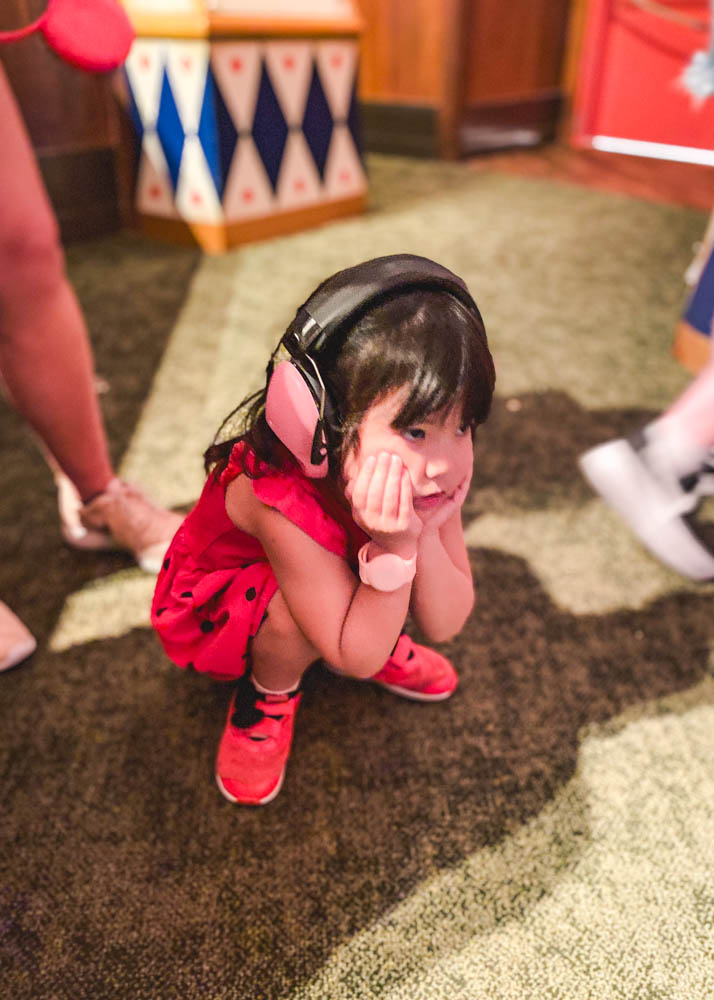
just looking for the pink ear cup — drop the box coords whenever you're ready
[265,361,328,478]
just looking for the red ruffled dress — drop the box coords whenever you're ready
[151,443,368,680]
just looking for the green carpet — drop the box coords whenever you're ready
[1,155,713,1000]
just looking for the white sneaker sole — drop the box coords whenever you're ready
[328,661,457,701]
[215,768,285,805]
[375,681,455,702]
[579,440,714,582]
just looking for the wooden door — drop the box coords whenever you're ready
[355,0,573,157]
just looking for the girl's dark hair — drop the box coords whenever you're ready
[204,287,495,478]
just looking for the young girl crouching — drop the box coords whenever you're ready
[151,254,496,805]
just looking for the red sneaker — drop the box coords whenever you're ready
[215,676,301,805]
[370,634,458,701]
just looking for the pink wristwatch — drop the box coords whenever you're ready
[357,543,417,592]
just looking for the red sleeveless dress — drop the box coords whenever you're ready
[151,443,367,680]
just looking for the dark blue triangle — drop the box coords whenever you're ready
[251,62,288,192]
[123,68,144,193]
[302,63,333,181]
[156,68,185,193]
[212,68,239,198]
[197,67,226,199]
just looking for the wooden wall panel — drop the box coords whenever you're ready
[356,0,573,156]
[463,0,572,103]
[356,0,451,103]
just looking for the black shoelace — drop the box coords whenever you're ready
[230,674,297,732]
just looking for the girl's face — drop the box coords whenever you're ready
[342,388,474,522]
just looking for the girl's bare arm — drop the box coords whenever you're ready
[225,456,420,678]
[248,503,411,677]
[409,511,474,643]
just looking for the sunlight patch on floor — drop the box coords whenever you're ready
[48,570,155,652]
[292,695,714,1000]
[463,499,709,614]
[116,255,242,509]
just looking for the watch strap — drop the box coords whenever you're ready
[357,542,417,592]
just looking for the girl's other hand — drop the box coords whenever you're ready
[346,452,422,555]
[419,473,471,534]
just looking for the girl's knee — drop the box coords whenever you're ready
[255,589,319,656]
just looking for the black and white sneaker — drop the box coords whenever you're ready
[692,450,714,499]
[579,434,714,581]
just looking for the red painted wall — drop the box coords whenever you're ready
[571,0,714,154]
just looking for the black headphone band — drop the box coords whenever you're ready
[280,254,484,359]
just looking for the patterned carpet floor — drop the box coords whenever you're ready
[1,155,713,999]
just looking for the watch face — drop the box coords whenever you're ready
[358,543,416,592]
[371,555,405,590]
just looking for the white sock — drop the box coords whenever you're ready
[645,417,710,481]
[251,675,300,697]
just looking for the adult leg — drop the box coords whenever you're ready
[579,340,714,580]
[0,63,113,501]
[0,65,181,573]
[662,350,714,454]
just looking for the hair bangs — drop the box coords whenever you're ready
[385,294,493,431]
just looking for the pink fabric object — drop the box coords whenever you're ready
[0,0,135,73]
[152,443,367,680]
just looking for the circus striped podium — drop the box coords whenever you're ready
[120,0,366,252]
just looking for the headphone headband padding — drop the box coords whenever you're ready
[292,254,483,353]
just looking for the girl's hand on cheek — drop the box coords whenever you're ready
[419,473,471,534]
[347,452,422,555]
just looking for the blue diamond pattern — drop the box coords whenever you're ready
[156,69,185,193]
[252,62,288,192]
[127,40,365,221]
[302,64,333,181]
